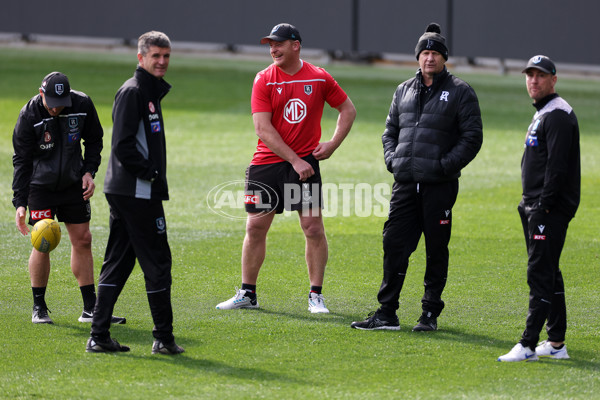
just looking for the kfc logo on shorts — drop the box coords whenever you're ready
[534,234,546,240]
[244,194,260,204]
[31,209,52,220]
[149,102,156,113]
[284,98,307,124]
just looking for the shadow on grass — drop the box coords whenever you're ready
[59,321,307,384]
[58,310,600,374]
[125,353,308,384]
[410,326,600,372]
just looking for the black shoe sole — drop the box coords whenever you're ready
[352,325,401,331]
[412,324,437,332]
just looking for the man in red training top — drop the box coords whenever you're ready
[216,23,356,313]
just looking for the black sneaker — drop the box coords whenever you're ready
[78,310,127,324]
[412,312,438,331]
[86,337,130,353]
[32,305,53,324]
[152,339,185,355]
[350,309,400,330]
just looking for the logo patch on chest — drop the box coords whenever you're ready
[284,99,307,124]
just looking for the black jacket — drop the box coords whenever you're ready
[104,67,171,200]
[12,91,103,208]
[382,68,483,183]
[521,93,580,218]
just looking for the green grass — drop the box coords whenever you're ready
[1,47,599,399]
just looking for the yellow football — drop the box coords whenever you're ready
[31,219,61,253]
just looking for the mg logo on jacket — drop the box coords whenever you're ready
[284,98,307,124]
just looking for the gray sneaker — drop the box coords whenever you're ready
[86,337,130,353]
[152,339,185,355]
[32,305,53,324]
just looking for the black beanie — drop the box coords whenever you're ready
[415,23,449,61]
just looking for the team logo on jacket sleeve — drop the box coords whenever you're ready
[525,119,541,147]
[151,121,161,133]
[526,135,538,147]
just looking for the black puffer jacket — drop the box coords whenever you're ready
[382,68,483,183]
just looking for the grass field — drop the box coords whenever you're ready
[0,46,599,399]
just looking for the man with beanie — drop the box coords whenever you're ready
[87,31,183,355]
[351,23,482,331]
[498,55,580,362]
[12,71,125,326]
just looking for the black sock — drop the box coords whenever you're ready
[552,343,565,350]
[241,284,256,299]
[80,284,96,312]
[310,286,322,295]
[32,287,47,307]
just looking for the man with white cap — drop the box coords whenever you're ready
[498,55,580,362]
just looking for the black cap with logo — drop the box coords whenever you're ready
[522,55,556,75]
[260,23,302,44]
[40,72,72,108]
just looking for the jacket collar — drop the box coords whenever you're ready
[533,93,559,111]
[416,66,449,88]
[134,66,172,98]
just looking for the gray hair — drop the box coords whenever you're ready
[137,31,171,55]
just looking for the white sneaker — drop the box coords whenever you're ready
[215,289,259,310]
[498,343,538,362]
[308,292,329,314]
[536,340,570,359]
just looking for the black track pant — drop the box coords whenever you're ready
[378,180,458,317]
[91,194,174,344]
[518,202,570,349]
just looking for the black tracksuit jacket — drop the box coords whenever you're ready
[104,66,171,200]
[12,91,103,208]
[521,93,580,218]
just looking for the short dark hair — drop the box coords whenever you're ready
[138,31,171,56]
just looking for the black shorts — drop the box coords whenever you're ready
[245,154,323,214]
[28,198,91,225]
